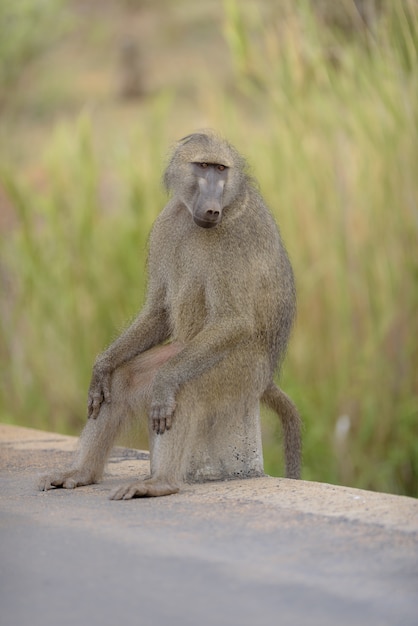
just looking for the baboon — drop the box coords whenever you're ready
[39,131,302,500]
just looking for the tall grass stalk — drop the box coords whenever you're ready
[1,2,417,495]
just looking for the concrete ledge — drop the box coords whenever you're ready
[1,423,417,626]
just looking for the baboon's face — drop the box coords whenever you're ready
[164,133,241,228]
[188,162,228,229]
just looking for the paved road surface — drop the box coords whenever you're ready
[1,424,417,626]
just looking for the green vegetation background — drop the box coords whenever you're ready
[1,0,417,496]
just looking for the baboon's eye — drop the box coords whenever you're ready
[200,163,208,168]
[217,164,225,171]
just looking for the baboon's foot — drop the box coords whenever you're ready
[110,478,179,500]
[38,469,97,491]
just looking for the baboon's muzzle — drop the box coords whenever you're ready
[193,169,225,229]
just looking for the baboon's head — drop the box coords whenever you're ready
[163,132,248,229]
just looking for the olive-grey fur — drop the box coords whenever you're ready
[39,131,302,499]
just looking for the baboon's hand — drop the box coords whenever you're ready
[88,362,112,419]
[150,389,176,435]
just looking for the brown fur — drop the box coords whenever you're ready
[39,131,302,499]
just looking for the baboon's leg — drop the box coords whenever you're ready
[110,410,185,499]
[38,396,130,491]
[109,395,186,500]
[111,348,266,499]
[39,343,183,493]
[261,383,302,479]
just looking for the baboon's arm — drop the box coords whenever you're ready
[88,286,169,418]
[150,317,252,432]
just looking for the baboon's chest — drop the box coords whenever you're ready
[164,240,212,341]
[167,274,207,341]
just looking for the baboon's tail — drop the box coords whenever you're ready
[261,383,302,479]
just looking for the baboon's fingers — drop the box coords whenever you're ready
[150,398,176,434]
[38,475,53,491]
[110,480,179,500]
[153,417,166,434]
[111,483,147,500]
[152,414,174,434]
[38,474,72,491]
[39,470,95,491]
[87,372,112,418]
[103,373,112,404]
[88,393,103,419]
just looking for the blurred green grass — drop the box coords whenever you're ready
[0,1,417,496]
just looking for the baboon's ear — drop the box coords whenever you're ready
[162,165,175,192]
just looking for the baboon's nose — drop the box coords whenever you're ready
[205,209,220,218]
